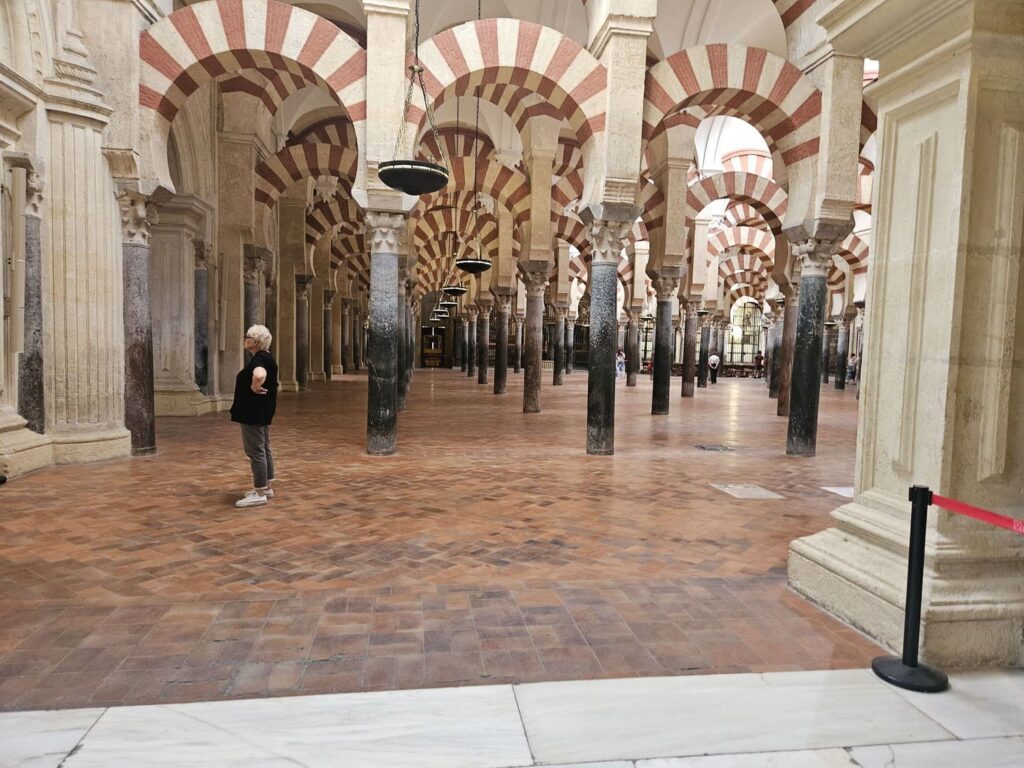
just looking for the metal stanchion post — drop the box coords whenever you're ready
[871,484,949,692]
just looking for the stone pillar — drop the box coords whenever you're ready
[585,219,630,454]
[242,247,265,334]
[331,294,343,376]
[680,304,697,397]
[341,299,353,374]
[466,308,478,378]
[397,280,407,411]
[769,300,785,398]
[323,290,335,382]
[118,191,158,456]
[477,307,490,385]
[453,316,463,369]
[406,295,415,385]
[365,212,403,455]
[565,319,575,375]
[552,309,566,386]
[522,271,548,413]
[786,241,833,456]
[835,318,850,391]
[460,318,469,372]
[696,314,711,388]
[354,310,363,370]
[820,321,833,384]
[17,171,44,433]
[513,317,523,374]
[626,314,639,387]
[777,284,799,417]
[193,243,210,392]
[650,276,679,414]
[295,275,312,392]
[493,296,510,395]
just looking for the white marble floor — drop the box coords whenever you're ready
[1,668,1021,767]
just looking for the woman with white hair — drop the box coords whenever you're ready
[230,324,279,507]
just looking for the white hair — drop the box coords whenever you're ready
[247,324,272,351]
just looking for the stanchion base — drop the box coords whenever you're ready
[872,655,949,693]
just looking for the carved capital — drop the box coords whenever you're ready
[365,211,405,255]
[465,306,479,319]
[25,172,45,218]
[493,294,512,313]
[193,239,211,271]
[296,274,313,300]
[587,219,631,264]
[651,275,681,299]
[520,269,549,297]
[793,238,837,278]
[324,289,337,304]
[117,191,158,246]
[243,253,266,285]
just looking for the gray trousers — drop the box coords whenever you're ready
[241,424,274,489]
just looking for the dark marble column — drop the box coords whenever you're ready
[787,242,832,457]
[365,213,403,455]
[565,319,575,375]
[650,276,679,414]
[777,286,799,417]
[406,295,415,387]
[835,318,850,391]
[586,220,629,455]
[467,309,478,378]
[680,305,698,397]
[264,277,277,342]
[493,296,510,394]
[119,192,158,456]
[522,270,548,413]
[352,310,362,370]
[769,300,785,398]
[552,310,566,386]
[242,246,266,334]
[461,318,470,372]
[477,307,490,385]
[697,314,711,388]
[828,320,839,384]
[192,242,210,393]
[295,275,312,392]
[341,299,353,373]
[18,173,45,433]
[396,281,408,411]
[820,322,833,384]
[323,290,335,382]
[454,317,463,369]
[513,317,523,374]
[625,314,639,387]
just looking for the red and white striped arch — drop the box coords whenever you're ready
[219,66,314,113]
[331,235,369,287]
[418,126,496,165]
[726,201,771,231]
[430,83,562,147]
[837,232,869,275]
[410,20,607,170]
[305,196,362,246]
[719,251,768,282]
[140,0,366,186]
[292,116,357,149]
[427,158,531,226]
[686,171,789,233]
[255,143,359,207]
[638,178,667,234]
[707,225,776,271]
[644,45,821,174]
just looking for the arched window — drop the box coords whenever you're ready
[727,301,762,365]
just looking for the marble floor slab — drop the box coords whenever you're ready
[637,750,857,767]
[514,669,954,764]
[62,686,532,768]
[849,736,1024,767]
[888,670,1024,739]
[0,708,104,768]
[821,486,855,498]
[711,483,785,500]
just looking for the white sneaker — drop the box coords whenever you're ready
[235,490,267,508]
[265,487,275,498]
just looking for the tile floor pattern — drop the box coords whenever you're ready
[0,371,881,710]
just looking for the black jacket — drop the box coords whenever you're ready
[230,350,279,425]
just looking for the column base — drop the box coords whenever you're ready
[789,490,1024,668]
[279,380,299,393]
[50,425,131,466]
[309,373,327,382]
[155,386,222,416]
[0,413,53,478]
[332,365,344,375]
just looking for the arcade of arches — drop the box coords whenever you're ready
[0,0,1021,710]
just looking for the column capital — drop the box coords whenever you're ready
[25,170,45,218]
[324,289,337,304]
[117,189,158,246]
[553,305,568,320]
[465,306,479,319]
[493,293,512,312]
[586,219,631,264]
[243,252,266,285]
[793,238,837,278]
[365,211,406,255]
[520,268,549,297]
[296,274,314,299]
[651,274,681,299]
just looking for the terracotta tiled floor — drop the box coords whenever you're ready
[0,368,881,710]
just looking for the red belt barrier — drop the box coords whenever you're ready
[931,494,1024,535]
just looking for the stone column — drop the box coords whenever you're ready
[331,295,343,376]
[17,170,45,434]
[828,321,840,383]
[406,295,415,385]
[460,318,470,372]
[397,279,407,411]
[696,315,711,388]
[680,304,698,397]
[552,308,566,386]
[193,242,210,393]
[477,307,490,385]
[118,191,158,456]
[323,290,335,382]
[493,295,510,394]
[650,276,680,414]
[513,317,523,374]
[242,247,265,334]
[365,212,404,455]
[453,316,463,369]
[295,275,312,392]
[786,241,833,456]
[341,299,353,373]
[565,318,575,375]
[585,219,630,454]
[769,299,785,398]
[626,314,640,387]
[777,284,799,417]
[466,308,478,378]
[835,318,850,391]
[354,310,363,370]
[820,322,833,384]
[521,271,548,413]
